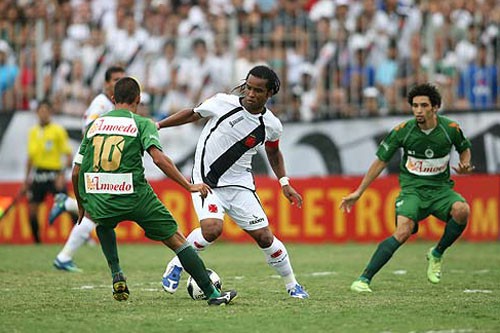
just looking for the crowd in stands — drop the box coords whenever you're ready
[0,0,498,122]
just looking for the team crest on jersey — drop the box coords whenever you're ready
[208,204,218,213]
[244,135,257,147]
[425,148,434,158]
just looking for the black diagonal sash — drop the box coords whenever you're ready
[201,110,265,187]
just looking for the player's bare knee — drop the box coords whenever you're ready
[200,221,222,242]
[247,228,274,248]
[451,202,470,224]
[394,218,414,242]
[393,228,412,243]
[256,234,274,248]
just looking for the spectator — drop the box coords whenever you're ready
[57,59,92,116]
[458,44,498,109]
[146,39,179,112]
[0,41,18,111]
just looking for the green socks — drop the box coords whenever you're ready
[361,236,402,282]
[434,218,466,257]
[176,242,220,298]
[96,225,122,275]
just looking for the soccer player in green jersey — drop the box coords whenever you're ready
[340,83,474,293]
[72,77,237,305]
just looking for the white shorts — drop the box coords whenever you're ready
[191,187,269,231]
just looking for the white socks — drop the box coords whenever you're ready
[167,230,298,290]
[262,237,298,290]
[64,197,79,214]
[56,216,96,262]
[169,228,213,268]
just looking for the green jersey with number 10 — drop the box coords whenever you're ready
[376,115,471,189]
[76,109,162,218]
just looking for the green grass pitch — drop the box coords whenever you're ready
[0,242,499,333]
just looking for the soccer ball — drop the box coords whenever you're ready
[186,268,222,300]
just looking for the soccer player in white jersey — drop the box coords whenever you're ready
[157,65,309,299]
[49,66,125,272]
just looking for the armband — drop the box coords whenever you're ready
[279,176,290,187]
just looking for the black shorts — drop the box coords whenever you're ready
[28,169,66,203]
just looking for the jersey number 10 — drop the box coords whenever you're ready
[91,136,125,172]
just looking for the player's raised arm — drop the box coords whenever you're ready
[340,158,387,213]
[156,108,202,129]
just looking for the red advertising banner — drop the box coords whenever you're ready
[0,175,498,244]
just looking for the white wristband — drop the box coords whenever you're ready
[279,176,290,187]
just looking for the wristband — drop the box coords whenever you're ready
[279,176,290,187]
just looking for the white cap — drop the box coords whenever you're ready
[0,40,10,54]
[363,87,379,98]
[140,92,151,105]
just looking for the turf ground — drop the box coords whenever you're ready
[0,241,499,333]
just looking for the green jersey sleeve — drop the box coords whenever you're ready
[448,121,471,153]
[376,122,405,162]
[137,116,163,152]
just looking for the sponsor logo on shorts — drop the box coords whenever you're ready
[249,215,265,225]
[208,204,218,213]
[84,173,133,194]
[87,117,138,138]
[405,154,450,176]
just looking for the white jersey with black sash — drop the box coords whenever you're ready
[192,93,282,191]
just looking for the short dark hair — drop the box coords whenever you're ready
[407,83,442,108]
[246,65,281,95]
[36,99,52,110]
[114,77,140,104]
[105,66,125,82]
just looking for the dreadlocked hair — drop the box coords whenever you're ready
[231,65,281,96]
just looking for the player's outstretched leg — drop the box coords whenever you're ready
[162,228,213,293]
[172,241,236,306]
[53,216,96,273]
[96,225,125,300]
[262,237,309,299]
[350,236,402,293]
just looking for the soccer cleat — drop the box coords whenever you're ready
[53,258,83,273]
[207,290,237,306]
[287,284,309,299]
[49,193,68,225]
[350,279,372,293]
[112,272,130,301]
[162,264,183,293]
[426,247,442,284]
